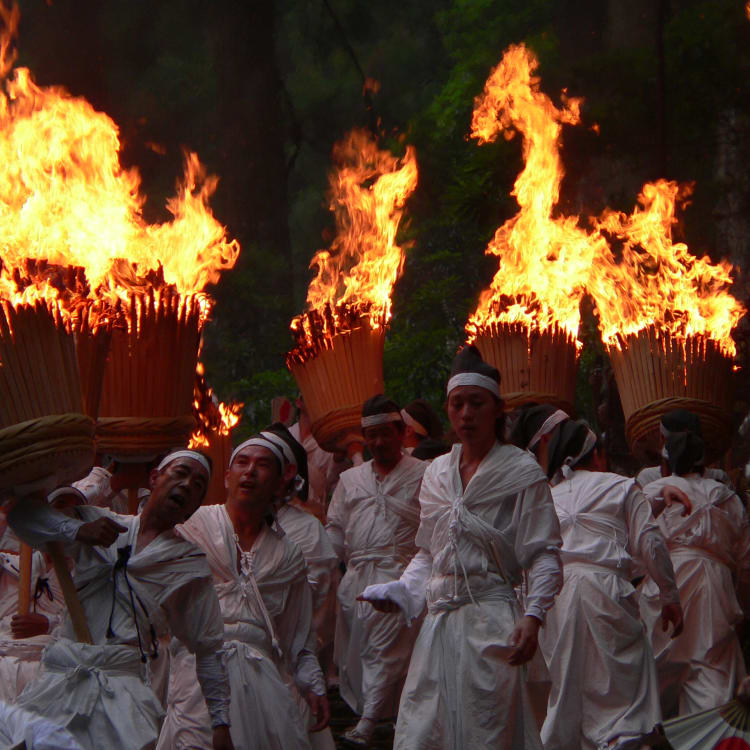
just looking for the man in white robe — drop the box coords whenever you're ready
[640,425,750,716]
[537,419,683,750]
[7,450,233,750]
[326,394,426,745]
[361,346,563,749]
[157,424,329,750]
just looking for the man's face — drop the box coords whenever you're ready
[362,421,403,467]
[225,445,284,511]
[446,385,501,444]
[147,458,209,525]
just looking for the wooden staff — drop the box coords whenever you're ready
[128,488,139,516]
[46,541,92,644]
[17,542,33,616]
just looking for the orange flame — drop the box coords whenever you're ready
[465,43,607,343]
[0,3,239,321]
[288,129,417,358]
[189,362,243,448]
[588,179,744,357]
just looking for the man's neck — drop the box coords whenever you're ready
[136,509,170,552]
[461,436,496,465]
[225,498,270,550]
[373,453,403,478]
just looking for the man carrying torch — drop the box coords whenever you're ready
[6,449,234,750]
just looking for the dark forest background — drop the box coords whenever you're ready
[12,0,750,447]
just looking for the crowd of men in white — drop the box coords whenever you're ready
[0,343,747,750]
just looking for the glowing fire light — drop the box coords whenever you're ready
[287,129,417,362]
[0,2,239,322]
[189,362,242,448]
[465,43,607,343]
[587,179,744,357]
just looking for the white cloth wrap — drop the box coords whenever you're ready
[157,450,211,477]
[8,502,83,546]
[639,474,750,715]
[539,469,679,750]
[16,638,164,750]
[0,699,83,750]
[361,413,403,428]
[392,442,562,749]
[326,456,426,719]
[159,504,320,748]
[446,372,500,397]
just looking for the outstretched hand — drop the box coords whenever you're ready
[661,485,692,516]
[508,615,540,666]
[661,602,684,638]
[75,517,127,547]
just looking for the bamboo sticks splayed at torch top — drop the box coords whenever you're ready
[0,0,239,327]
[465,42,744,359]
[288,129,418,363]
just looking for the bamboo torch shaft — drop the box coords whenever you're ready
[47,542,92,644]
[17,543,33,616]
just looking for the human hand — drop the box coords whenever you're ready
[11,612,49,639]
[661,485,692,516]
[356,593,400,613]
[305,690,331,732]
[75,517,127,547]
[508,615,540,666]
[661,602,684,638]
[212,725,234,750]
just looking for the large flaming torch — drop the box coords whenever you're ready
[286,130,417,451]
[588,180,744,460]
[465,44,607,413]
[0,5,239,480]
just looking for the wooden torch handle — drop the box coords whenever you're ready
[17,542,33,616]
[128,488,139,515]
[46,541,92,644]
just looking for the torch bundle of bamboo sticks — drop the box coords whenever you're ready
[287,305,386,451]
[74,303,112,420]
[96,289,202,457]
[607,325,734,460]
[473,321,578,413]
[199,431,233,505]
[0,300,95,491]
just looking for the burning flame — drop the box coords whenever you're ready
[465,43,607,343]
[189,362,243,448]
[0,2,239,321]
[587,179,744,357]
[288,129,417,359]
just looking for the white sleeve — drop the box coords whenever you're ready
[195,648,231,728]
[626,486,679,605]
[524,549,563,622]
[360,548,432,626]
[8,502,84,548]
[325,482,347,560]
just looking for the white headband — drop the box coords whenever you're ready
[361,413,403,429]
[561,428,598,479]
[446,372,501,398]
[528,409,569,451]
[401,409,428,436]
[157,450,212,478]
[230,432,294,468]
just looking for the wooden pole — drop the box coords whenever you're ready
[17,542,33,616]
[47,541,92,644]
[128,487,139,515]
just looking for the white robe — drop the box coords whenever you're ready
[0,551,64,704]
[326,454,426,719]
[276,503,337,750]
[8,505,228,750]
[367,442,562,750]
[158,504,324,750]
[640,474,750,716]
[539,470,679,750]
